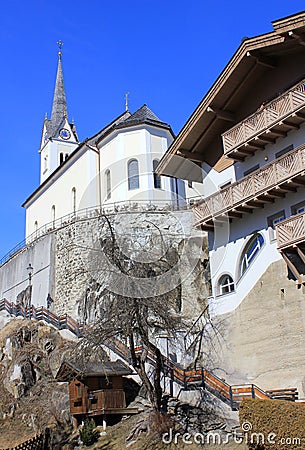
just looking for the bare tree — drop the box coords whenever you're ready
[77,214,186,412]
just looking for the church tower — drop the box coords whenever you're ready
[39,42,79,183]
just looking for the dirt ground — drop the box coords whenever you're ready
[82,413,248,450]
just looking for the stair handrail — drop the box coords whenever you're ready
[0,298,283,409]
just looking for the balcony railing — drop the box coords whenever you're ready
[193,143,305,228]
[276,212,305,250]
[222,78,305,157]
[88,389,126,412]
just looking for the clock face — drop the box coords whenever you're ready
[59,128,71,140]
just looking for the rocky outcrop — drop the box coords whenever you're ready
[0,316,76,448]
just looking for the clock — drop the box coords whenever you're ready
[59,128,71,140]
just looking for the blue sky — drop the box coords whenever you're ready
[0,0,304,258]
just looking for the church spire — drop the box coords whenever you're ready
[50,41,68,133]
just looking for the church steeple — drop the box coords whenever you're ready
[50,43,68,134]
[39,42,79,184]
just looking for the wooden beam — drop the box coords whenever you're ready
[281,251,301,283]
[231,152,245,162]
[290,178,305,186]
[295,111,305,119]
[267,190,285,198]
[247,200,265,208]
[267,128,287,137]
[281,120,300,130]
[296,246,305,266]
[246,51,276,68]
[244,142,264,150]
[236,148,255,156]
[228,211,243,219]
[235,205,253,213]
[255,136,275,144]
[177,149,205,163]
[288,31,305,47]
[259,195,275,203]
[202,224,214,231]
[276,184,297,193]
[206,106,235,122]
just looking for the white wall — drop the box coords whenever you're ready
[185,163,236,200]
[25,148,99,238]
[0,234,53,308]
[208,125,305,316]
[98,125,180,206]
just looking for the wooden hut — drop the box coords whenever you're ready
[56,359,138,427]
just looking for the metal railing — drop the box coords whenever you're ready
[2,298,295,410]
[222,78,305,155]
[0,198,195,267]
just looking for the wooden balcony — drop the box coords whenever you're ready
[88,389,126,415]
[193,143,305,230]
[276,212,305,283]
[222,79,305,160]
[276,212,305,250]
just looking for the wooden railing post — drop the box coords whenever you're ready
[201,368,206,389]
[170,368,174,397]
[229,386,234,410]
[183,371,187,390]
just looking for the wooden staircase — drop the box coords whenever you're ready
[0,298,298,410]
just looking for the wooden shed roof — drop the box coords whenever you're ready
[56,359,132,381]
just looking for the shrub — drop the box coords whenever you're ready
[239,399,305,449]
[79,418,99,446]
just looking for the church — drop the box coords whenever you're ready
[23,45,185,241]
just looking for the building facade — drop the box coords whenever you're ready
[158,11,305,396]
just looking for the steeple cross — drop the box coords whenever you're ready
[57,40,63,59]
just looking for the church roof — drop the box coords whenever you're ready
[51,52,67,133]
[95,104,173,145]
[43,50,78,142]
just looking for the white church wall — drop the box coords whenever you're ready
[25,149,99,238]
[98,125,177,206]
[0,234,53,308]
[40,138,79,184]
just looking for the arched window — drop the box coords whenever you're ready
[51,205,56,227]
[128,159,139,190]
[240,233,264,276]
[218,274,235,295]
[105,170,111,199]
[72,187,76,213]
[34,221,38,237]
[153,159,161,189]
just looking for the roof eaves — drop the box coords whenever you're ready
[157,29,284,174]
